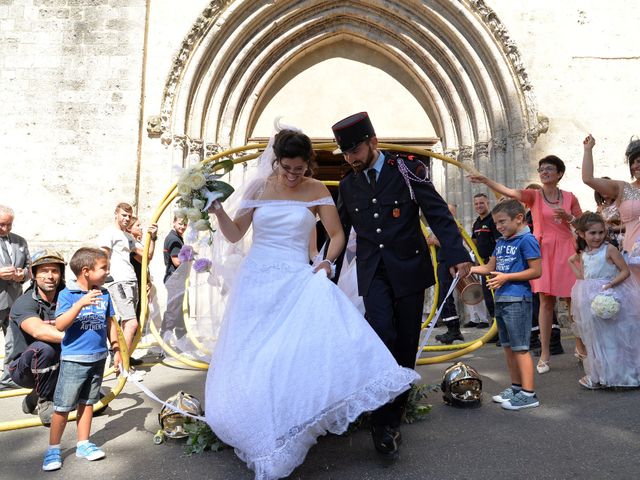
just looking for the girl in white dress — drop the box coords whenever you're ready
[568,212,640,389]
[204,128,418,479]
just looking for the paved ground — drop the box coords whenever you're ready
[2,327,640,480]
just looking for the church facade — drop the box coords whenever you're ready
[1,0,638,270]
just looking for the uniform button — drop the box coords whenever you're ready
[372,198,378,204]
[373,213,379,218]
[376,228,382,233]
[379,244,385,249]
[394,200,399,205]
[415,249,420,254]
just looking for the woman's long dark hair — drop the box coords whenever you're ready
[574,211,606,253]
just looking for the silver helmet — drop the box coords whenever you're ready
[158,391,204,439]
[441,362,482,407]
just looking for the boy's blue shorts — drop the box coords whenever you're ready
[494,297,532,352]
[54,359,106,412]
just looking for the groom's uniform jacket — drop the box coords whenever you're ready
[338,152,470,298]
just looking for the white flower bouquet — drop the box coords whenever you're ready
[590,291,621,320]
[174,159,235,240]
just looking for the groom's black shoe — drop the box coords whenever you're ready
[371,424,402,458]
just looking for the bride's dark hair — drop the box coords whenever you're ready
[272,129,317,177]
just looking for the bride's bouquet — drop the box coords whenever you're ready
[590,290,621,320]
[174,159,235,242]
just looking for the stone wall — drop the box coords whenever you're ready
[0,0,148,254]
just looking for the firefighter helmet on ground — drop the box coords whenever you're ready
[441,362,482,407]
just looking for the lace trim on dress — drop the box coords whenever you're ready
[239,196,334,210]
[236,366,418,480]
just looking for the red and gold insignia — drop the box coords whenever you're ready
[392,208,401,218]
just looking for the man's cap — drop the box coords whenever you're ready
[31,249,66,270]
[331,112,376,153]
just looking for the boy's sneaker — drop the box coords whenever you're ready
[42,447,62,471]
[492,387,519,403]
[501,391,540,410]
[76,442,106,461]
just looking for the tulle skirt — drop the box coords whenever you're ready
[571,278,640,387]
[205,258,418,479]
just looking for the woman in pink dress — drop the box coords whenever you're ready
[469,155,583,374]
[582,135,640,282]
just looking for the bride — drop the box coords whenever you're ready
[204,126,419,479]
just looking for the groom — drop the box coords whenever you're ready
[333,112,471,458]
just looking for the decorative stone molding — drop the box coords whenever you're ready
[459,145,474,162]
[467,0,531,91]
[508,131,527,150]
[444,149,459,160]
[473,142,489,158]
[172,134,188,151]
[491,137,507,153]
[146,115,162,138]
[528,114,549,144]
[158,0,231,140]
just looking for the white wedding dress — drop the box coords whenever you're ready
[205,198,419,480]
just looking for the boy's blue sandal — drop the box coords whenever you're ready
[501,391,540,410]
[42,447,62,471]
[76,442,106,461]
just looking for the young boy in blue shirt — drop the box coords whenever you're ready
[42,248,122,471]
[470,199,542,410]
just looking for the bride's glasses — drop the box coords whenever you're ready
[279,164,306,176]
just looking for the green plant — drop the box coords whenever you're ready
[403,383,437,424]
[183,421,228,456]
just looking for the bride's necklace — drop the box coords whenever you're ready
[541,188,562,205]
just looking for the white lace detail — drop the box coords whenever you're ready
[239,196,334,211]
[237,367,418,480]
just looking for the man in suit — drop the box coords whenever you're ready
[333,112,471,458]
[0,205,31,389]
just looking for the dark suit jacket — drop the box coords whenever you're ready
[338,152,469,298]
[0,233,30,310]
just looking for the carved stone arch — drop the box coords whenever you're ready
[154,0,547,222]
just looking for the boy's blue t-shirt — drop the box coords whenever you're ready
[55,281,115,362]
[492,227,540,299]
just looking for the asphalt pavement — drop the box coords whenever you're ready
[2,327,640,480]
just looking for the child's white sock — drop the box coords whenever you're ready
[511,384,522,391]
[77,440,89,447]
[49,444,61,450]
[521,389,536,396]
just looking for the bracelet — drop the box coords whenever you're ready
[319,259,337,279]
[568,215,576,224]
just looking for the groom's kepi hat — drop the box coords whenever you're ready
[331,112,376,154]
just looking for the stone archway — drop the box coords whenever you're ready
[150,0,547,222]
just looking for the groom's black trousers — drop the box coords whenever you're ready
[363,261,424,428]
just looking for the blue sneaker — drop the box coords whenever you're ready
[75,442,106,461]
[42,447,62,471]
[501,391,540,410]
[492,387,519,403]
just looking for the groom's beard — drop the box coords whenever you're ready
[350,145,377,173]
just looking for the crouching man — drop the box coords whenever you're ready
[6,250,66,425]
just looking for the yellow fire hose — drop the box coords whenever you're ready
[0,320,130,431]
[0,141,495,430]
